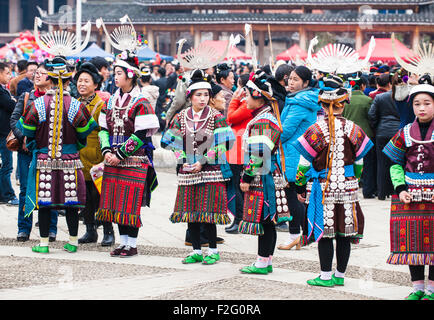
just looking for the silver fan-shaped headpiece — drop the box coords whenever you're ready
[177,37,236,70]
[392,33,434,80]
[34,17,91,57]
[96,15,140,53]
[307,36,375,75]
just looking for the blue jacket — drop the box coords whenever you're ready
[278,87,321,182]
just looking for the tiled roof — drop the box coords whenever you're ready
[134,0,432,6]
[42,3,434,25]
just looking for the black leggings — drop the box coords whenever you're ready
[188,223,216,250]
[83,180,100,225]
[318,236,351,273]
[285,184,305,235]
[409,265,434,282]
[258,221,277,257]
[118,225,139,238]
[39,207,78,238]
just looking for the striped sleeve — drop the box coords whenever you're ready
[243,117,281,181]
[383,129,406,166]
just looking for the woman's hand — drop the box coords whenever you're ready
[233,87,246,101]
[240,182,250,193]
[297,193,306,203]
[105,153,121,166]
[399,190,412,204]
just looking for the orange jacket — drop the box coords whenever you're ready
[226,98,254,165]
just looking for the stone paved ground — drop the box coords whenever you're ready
[0,148,414,304]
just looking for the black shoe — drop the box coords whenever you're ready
[78,224,98,244]
[216,236,224,244]
[49,232,56,242]
[184,236,210,247]
[17,232,29,242]
[101,223,115,247]
[378,195,386,200]
[225,222,239,234]
[363,195,375,199]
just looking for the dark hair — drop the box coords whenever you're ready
[238,73,250,87]
[187,69,212,98]
[74,62,103,90]
[0,62,10,72]
[275,64,294,83]
[262,64,272,75]
[215,63,233,84]
[89,57,109,71]
[46,56,73,85]
[26,61,38,70]
[17,60,28,72]
[157,67,166,78]
[376,73,391,87]
[293,66,312,84]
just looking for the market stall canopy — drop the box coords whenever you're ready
[357,38,414,64]
[199,40,252,61]
[276,44,307,61]
[67,43,112,60]
[0,30,51,62]
[136,46,173,62]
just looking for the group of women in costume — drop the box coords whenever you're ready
[16,18,433,300]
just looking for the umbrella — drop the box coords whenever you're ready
[67,43,112,60]
[276,44,307,61]
[136,46,173,62]
[357,38,415,64]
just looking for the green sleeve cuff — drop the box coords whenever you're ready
[118,134,144,159]
[353,163,363,180]
[98,130,111,152]
[390,164,406,190]
[295,164,310,186]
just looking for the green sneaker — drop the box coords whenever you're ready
[32,245,49,254]
[182,253,203,264]
[202,255,218,265]
[63,243,78,253]
[267,265,273,273]
[422,292,434,301]
[332,274,344,286]
[307,276,334,287]
[240,264,268,275]
[405,290,425,300]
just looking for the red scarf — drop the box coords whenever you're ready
[34,89,46,98]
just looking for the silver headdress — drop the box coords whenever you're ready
[392,33,434,81]
[177,37,234,71]
[96,15,141,76]
[307,36,375,75]
[34,17,91,57]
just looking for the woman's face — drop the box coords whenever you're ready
[211,91,226,111]
[288,71,307,93]
[77,72,97,98]
[246,90,264,110]
[221,71,235,88]
[34,66,50,88]
[190,89,210,111]
[413,93,434,123]
[114,67,133,90]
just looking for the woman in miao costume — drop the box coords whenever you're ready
[95,16,160,258]
[294,39,375,287]
[294,72,373,287]
[238,70,291,275]
[383,38,434,300]
[17,18,97,253]
[161,68,235,265]
[74,62,114,247]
